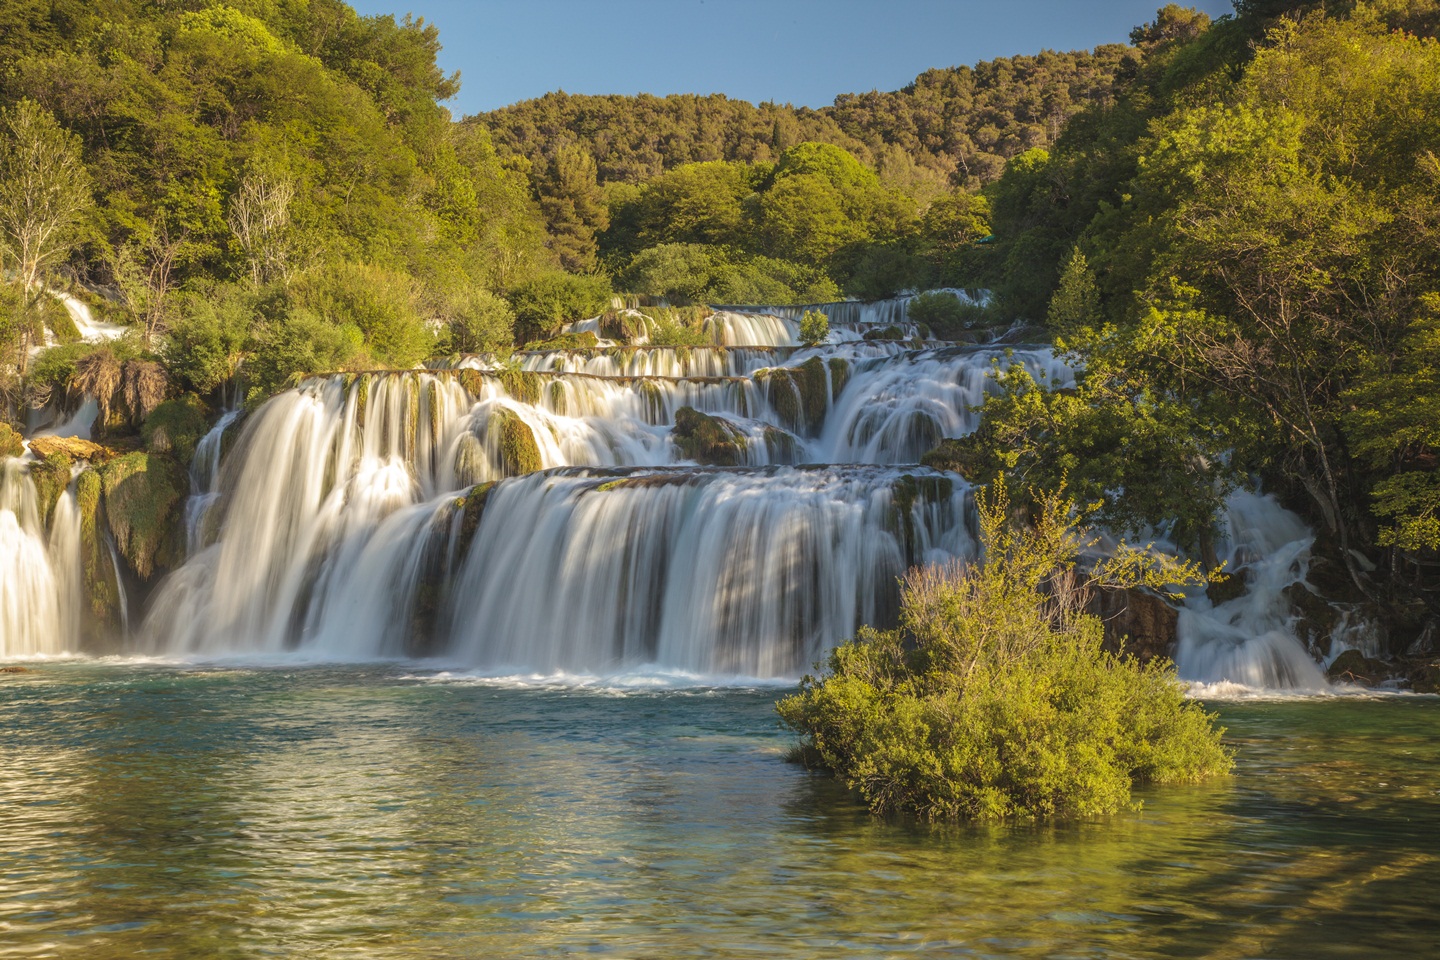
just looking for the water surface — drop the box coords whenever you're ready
[1,663,1437,958]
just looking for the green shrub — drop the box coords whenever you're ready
[289,262,435,368]
[907,290,994,339]
[163,289,251,395]
[777,479,1231,822]
[508,271,614,343]
[799,309,829,347]
[244,309,364,401]
[142,395,210,464]
[520,331,602,351]
[443,287,516,353]
[641,306,711,347]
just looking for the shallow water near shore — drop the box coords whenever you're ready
[2,662,1438,959]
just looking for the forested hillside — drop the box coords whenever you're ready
[476,46,1134,196]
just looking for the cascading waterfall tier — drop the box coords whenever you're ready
[152,464,967,676]
[2,294,1344,689]
[0,459,80,657]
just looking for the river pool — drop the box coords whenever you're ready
[1,662,1437,958]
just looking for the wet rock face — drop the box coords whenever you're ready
[1284,582,1340,658]
[1407,661,1440,694]
[1090,587,1179,663]
[1205,568,1249,606]
[1326,649,1392,686]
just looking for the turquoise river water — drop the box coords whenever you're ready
[1,662,1437,959]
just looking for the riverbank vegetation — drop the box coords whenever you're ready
[779,480,1232,821]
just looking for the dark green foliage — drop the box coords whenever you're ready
[508,272,614,343]
[162,289,251,396]
[439,288,516,354]
[245,310,365,401]
[672,406,747,466]
[778,482,1231,821]
[907,291,993,339]
[479,48,1133,192]
[288,263,435,369]
[142,395,209,465]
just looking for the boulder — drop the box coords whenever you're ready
[27,435,114,462]
[1205,568,1249,605]
[1326,649,1391,685]
[1407,661,1440,694]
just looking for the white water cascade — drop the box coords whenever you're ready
[0,459,80,656]
[0,297,1344,688]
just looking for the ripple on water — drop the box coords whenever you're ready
[0,663,1438,959]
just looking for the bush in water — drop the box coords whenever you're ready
[777,478,1232,821]
[799,309,829,347]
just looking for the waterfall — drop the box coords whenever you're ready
[0,290,1303,686]
[0,459,79,657]
[1174,491,1330,690]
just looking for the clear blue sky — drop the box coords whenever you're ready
[346,0,1237,117]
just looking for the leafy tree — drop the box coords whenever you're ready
[799,310,829,346]
[1046,247,1100,333]
[0,98,92,368]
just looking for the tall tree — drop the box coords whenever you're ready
[0,99,92,369]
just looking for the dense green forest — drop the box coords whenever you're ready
[1,0,1438,635]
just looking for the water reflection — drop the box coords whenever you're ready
[0,665,1436,958]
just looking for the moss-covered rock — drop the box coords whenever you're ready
[493,368,541,405]
[828,357,850,397]
[754,356,831,435]
[452,481,498,563]
[142,395,209,465]
[920,437,990,480]
[862,325,906,341]
[493,410,543,476]
[672,406,747,466]
[75,468,122,635]
[0,422,23,458]
[28,451,73,529]
[98,451,186,580]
